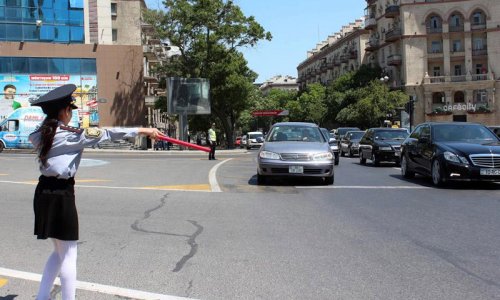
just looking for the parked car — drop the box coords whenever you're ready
[488,125,500,138]
[246,131,264,149]
[235,136,242,147]
[257,122,334,185]
[401,122,500,186]
[320,128,339,165]
[359,128,409,166]
[340,130,365,157]
[240,135,247,148]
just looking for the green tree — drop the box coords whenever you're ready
[287,83,326,124]
[143,0,272,147]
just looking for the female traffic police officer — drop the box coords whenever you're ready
[29,84,163,300]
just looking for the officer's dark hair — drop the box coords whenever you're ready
[36,102,70,166]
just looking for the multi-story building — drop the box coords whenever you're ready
[364,0,500,125]
[259,75,298,95]
[0,0,157,127]
[296,19,369,90]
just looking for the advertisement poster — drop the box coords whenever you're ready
[0,74,98,127]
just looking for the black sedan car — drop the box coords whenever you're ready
[359,128,409,166]
[401,122,500,186]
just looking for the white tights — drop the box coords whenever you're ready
[37,239,77,300]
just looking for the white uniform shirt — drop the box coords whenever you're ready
[29,124,138,179]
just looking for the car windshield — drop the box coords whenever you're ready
[348,131,364,139]
[433,124,499,142]
[267,125,325,142]
[249,133,263,139]
[374,130,408,140]
[320,128,331,140]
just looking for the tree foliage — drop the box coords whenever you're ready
[143,0,272,147]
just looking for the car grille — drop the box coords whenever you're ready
[469,154,500,168]
[392,145,401,151]
[280,153,310,161]
[271,168,328,174]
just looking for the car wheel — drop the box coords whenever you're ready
[334,153,339,165]
[401,155,415,179]
[257,173,267,185]
[371,153,380,166]
[431,159,446,187]
[359,152,366,165]
[324,175,334,185]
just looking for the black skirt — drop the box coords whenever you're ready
[33,175,78,240]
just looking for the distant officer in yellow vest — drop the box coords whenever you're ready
[208,123,217,160]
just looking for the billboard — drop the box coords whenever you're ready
[0,74,98,127]
[167,77,210,115]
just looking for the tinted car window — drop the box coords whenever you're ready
[373,130,408,140]
[348,131,364,139]
[433,124,498,142]
[410,126,422,139]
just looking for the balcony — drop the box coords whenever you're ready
[365,40,380,52]
[385,27,401,42]
[387,54,402,66]
[143,45,158,60]
[449,24,464,32]
[472,74,490,81]
[385,5,400,18]
[427,26,443,34]
[333,59,341,66]
[472,47,487,56]
[365,17,377,30]
[471,22,487,31]
[450,75,466,82]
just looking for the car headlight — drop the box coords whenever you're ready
[443,151,469,164]
[312,152,334,161]
[259,150,281,160]
[378,146,392,151]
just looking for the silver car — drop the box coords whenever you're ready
[257,122,334,185]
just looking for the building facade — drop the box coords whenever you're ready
[0,0,151,127]
[364,0,500,125]
[296,19,369,90]
[259,75,298,95]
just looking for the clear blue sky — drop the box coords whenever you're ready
[145,0,366,83]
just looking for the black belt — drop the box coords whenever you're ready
[39,175,75,187]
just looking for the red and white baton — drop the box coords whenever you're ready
[156,135,211,152]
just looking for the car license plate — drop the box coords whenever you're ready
[289,166,303,174]
[480,168,500,176]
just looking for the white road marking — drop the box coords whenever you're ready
[79,159,109,167]
[0,267,195,300]
[296,185,430,189]
[209,158,233,192]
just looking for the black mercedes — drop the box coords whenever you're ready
[400,122,500,186]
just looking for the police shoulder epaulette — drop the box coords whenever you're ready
[60,125,84,134]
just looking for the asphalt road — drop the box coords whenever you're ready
[1,150,499,300]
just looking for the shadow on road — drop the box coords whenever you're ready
[389,174,500,190]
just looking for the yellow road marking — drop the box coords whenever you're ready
[0,174,8,176]
[0,277,8,287]
[142,184,211,191]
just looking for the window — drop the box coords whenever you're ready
[111,3,117,16]
[452,40,462,52]
[48,58,66,73]
[472,12,484,25]
[474,90,487,103]
[11,57,28,73]
[450,14,461,27]
[112,28,117,41]
[454,91,465,103]
[410,125,422,139]
[454,65,462,76]
[431,41,442,53]
[473,38,485,50]
[433,66,441,76]
[430,16,441,28]
[81,59,96,74]
[29,57,48,73]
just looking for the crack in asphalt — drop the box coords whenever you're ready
[185,279,194,297]
[131,194,204,273]
[173,220,203,273]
